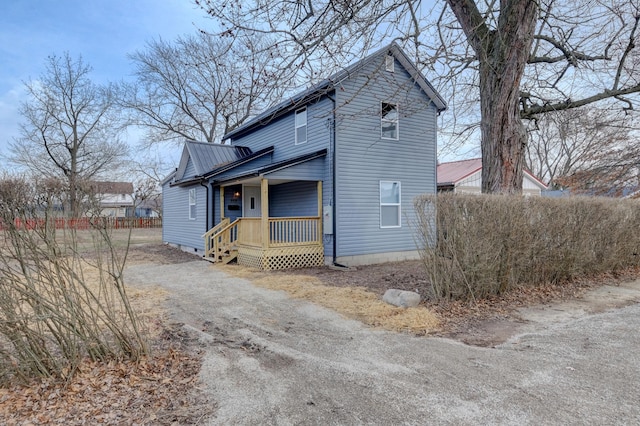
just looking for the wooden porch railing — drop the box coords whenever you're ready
[269,217,321,247]
[203,218,230,258]
[237,218,262,247]
[203,216,321,262]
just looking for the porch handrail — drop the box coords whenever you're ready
[203,218,230,257]
[217,218,240,254]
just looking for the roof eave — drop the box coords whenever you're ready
[212,148,327,186]
[203,146,275,178]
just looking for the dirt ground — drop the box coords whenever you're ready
[128,239,640,347]
[6,229,639,424]
[270,259,640,346]
[122,246,640,425]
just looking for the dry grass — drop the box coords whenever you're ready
[81,262,168,322]
[217,264,440,334]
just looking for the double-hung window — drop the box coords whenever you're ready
[381,102,398,140]
[295,108,307,144]
[189,188,196,220]
[380,181,401,228]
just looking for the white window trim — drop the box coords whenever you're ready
[189,188,196,220]
[295,107,307,145]
[380,181,401,228]
[381,102,399,140]
[385,54,394,72]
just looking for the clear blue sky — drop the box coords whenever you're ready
[0,0,214,162]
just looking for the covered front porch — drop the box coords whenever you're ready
[203,178,324,270]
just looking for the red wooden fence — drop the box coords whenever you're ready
[1,217,162,231]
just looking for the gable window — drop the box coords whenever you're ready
[385,54,394,72]
[380,181,401,228]
[189,188,196,220]
[295,107,307,144]
[381,102,398,140]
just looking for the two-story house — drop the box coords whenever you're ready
[161,43,446,270]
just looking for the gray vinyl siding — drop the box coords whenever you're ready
[334,56,438,257]
[228,96,335,258]
[162,181,207,252]
[184,157,196,179]
[264,157,325,181]
[269,181,318,217]
[229,97,333,163]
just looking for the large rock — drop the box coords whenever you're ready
[382,289,421,308]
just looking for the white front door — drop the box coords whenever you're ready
[243,186,261,217]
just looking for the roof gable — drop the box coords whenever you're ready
[174,140,253,181]
[437,159,482,185]
[223,42,446,141]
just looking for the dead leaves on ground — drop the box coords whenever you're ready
[0,333,213,425]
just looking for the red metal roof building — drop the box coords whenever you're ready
[437,158,547,196]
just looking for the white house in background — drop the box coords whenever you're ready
[437,158,547,196]
[90,181,135,217]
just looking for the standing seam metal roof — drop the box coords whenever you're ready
[185,140,253,176]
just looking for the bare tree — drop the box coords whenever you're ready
[119,32,287,145]
[9,53,128,217]
[127,153,168,218]
[198,0,640,193]
[525,107,638,186]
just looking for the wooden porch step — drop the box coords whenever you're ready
[221,250,238,264]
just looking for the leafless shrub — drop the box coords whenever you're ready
[415,193,640,302]
[0,176,147,385]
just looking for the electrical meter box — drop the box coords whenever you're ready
[323,205,333,235]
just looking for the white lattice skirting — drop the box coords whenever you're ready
[237,245,324,270]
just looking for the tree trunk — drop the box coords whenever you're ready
[447,0,538,194]
[479,57,528,194]
[480,1,537,194]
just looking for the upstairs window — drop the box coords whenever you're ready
[380,181,401,228]
[385,54,394,72]
[295,108,307,144]
[381,102,398,140]
[189,188,196,220]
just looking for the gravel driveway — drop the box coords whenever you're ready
[125,259,640,425]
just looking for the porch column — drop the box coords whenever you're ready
[317,181,323,238]
[220,185,225,220]
[261,178,269,248]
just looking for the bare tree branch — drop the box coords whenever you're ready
[9,53,127,216]
[118,33,287,145]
